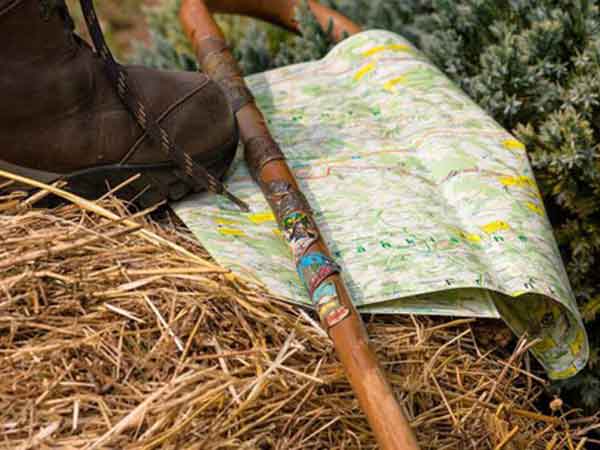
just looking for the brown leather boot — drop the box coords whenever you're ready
[0,0,240,207]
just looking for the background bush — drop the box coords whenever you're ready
[132,0,600,411]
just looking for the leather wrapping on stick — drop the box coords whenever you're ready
[196,36,254,112]
[246,136,286,181]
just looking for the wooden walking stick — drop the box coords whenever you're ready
[180,1,421,448]
[203,0,361,42]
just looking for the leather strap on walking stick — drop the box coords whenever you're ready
[196,36,255,113]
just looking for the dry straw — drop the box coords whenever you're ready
[1,172,598,449]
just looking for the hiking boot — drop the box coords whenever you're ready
[0,0,240,207]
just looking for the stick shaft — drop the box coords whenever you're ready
[180,2,420,448]
[204,0,361,42]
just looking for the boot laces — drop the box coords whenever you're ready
[76,0,248,211]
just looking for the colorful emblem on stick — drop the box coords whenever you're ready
[264,180,311,221]
[277,191,311,219]
[297,252,341,298]
[282,211,319,260]
[312,281,350,329]
[312,280,337,301]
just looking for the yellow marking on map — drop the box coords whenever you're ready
[568,330,586,355]
[502,139,526,152]
[570,337,584,355]
[354,62,376,81]
[499,175,535,188]
[511,290,527,297]
[457,229,482,243]
[362,44,412,57]
[272,229,282,237]
[549,366,578,379]
[536,336,557,353]
[216,218,238,225]
[481,220,511,234]
[248,211,276,224]
[218,228,246,237]
[384,76,407,92]
[526,202,544,216]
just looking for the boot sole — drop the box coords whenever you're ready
[0,135,238,209]
[0,159,192,208]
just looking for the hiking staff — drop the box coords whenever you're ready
[180,1,421,448]
[203,0,361,43]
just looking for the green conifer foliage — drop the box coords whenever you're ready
[134,0,600,409]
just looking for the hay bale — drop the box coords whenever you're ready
[1,177,597,449]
